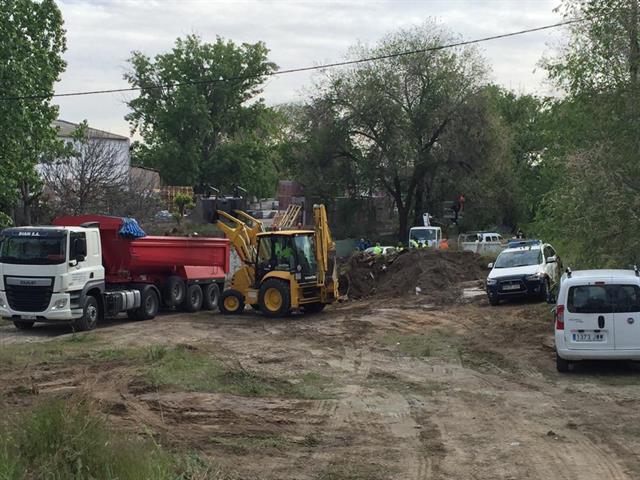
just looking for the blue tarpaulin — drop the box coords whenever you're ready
[118,218,146,238]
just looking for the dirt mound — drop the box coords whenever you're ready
[340,249,487,303]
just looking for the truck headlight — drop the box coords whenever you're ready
[486,279,497,286]
[525,273,544,281]
[0,294,6,309]
[52,298,68,310]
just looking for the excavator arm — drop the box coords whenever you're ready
[214,210,262,264]
[313,204,338,298]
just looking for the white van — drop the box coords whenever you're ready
[408,226,442,249]
[554,269,640,372]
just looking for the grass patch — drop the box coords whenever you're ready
[379,331,459,359]
[367,370,444,396]
[142,345,335,399]
[315,460,391,480]
[0,399,243,480]
[0,399,173,480]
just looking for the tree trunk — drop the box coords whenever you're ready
[20,181,31,226]
[397,203,409,242]
[413,183,424,227]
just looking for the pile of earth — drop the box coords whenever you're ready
[340,249,488,304]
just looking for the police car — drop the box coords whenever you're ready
[486,240,560,306]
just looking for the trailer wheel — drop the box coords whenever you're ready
[75,295,99,331]
[163,276,186,307]
[219,289,245,315]
[258,279,291,318]
[13,321,34,330]
[183,284,203,312]
[202,283,220,311]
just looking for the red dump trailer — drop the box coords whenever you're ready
[0,214,233,330]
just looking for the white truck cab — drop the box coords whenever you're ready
[554,269,640,372]
[0,226,106,330]
[408,226,442,249]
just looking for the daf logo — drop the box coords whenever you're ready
[20,280,37,286]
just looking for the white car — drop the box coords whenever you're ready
[364,246,396,256]
[554,269,640,372]
[486,241,560,305]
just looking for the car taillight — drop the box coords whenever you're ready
[555,305,565,330]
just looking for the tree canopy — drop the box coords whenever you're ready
[0,0,67,224]
[125,35,279,194]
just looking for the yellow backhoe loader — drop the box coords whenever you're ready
[216,204,339,317]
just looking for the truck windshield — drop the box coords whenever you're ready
[494,249,542,268]
[411,228,436,241]
[293,234,317,277]
[0,234,67,265]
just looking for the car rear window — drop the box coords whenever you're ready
[567,284,640,313]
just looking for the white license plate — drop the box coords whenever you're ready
[502,284,520,291]
[21,315,37,321]
[572,332,604,342]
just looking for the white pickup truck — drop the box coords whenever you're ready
[458,232,504,256]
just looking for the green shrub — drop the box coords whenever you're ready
[0,399,173,480]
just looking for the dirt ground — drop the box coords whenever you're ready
[2,294,640,479]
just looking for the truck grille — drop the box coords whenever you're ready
[6,284,53,312]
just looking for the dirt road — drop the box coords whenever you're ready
[2,297,640,479]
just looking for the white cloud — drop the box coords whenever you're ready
[54,0,564,137]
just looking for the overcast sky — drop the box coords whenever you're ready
[54,0,565,137]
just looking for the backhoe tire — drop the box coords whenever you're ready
[13,321,34,330]
[202,283,220,311]
[219,289,245,315]
[163,276,186,308]
[129,287,159,321]
[302,302,325,314]
[74,295,99,331]
[258,279,291,318]
[183,284,203,313]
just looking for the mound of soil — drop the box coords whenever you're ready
[340,249,488,304]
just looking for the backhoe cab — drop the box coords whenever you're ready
[216,205,339,317]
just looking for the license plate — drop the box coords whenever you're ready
[502,284,520,291]
[572,332,604,342]
[21,315,37,321]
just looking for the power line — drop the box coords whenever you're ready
[0,18,582,102]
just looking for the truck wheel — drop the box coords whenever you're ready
[219,289,245,315]
[163,276,186,308]
[556,351,571,373]
[75,295,99,331]
[128,288,159,320]
[13,321,34,330]
[183,285,203,312]
[541,278,550,301]
[488,295,500,306]
[302,302,325,314]
[258,279,291,318]
[202,283,220,311]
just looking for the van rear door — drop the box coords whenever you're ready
[612,284,640,350]
[564,284,615,350]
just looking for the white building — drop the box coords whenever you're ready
[52,119,131,175]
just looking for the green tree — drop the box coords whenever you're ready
[534,0,640,267]
[318,21,489,238]
[173,193,194,226]
[124,35,278,194]
[0,0,67,224]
